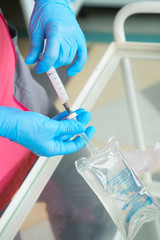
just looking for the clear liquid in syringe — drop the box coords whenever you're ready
[47,67,70,105]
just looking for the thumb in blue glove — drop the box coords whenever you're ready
[25,0,87,76]
[0,106,95,157]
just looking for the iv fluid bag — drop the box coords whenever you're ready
[75,141,160,240]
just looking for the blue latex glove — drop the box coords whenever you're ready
[0,107,95,157]
[25,0,87,76]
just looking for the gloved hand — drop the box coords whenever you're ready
[25,0,87,76]
[0,107,95,157]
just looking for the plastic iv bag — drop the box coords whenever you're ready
[123,147,160,175]
[75,141,160,240]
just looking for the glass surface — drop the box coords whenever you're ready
[91,58,160,150]
[15,55,160,240]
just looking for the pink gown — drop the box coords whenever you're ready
[0,13,36,210]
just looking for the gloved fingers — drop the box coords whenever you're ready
[76,111,92,126]
[2,106,22,114]
[35,35,60,73]
[56,117,85,141]
[52,109,91,140]
[56,126,96,155]
[67,36,87,76]
[52,111,68,121]
[74,108,86,115]
[58,134,74,141]
[63,126,95,152]
[54,40,71,69]
[25,28,44,65]
[53,118,86,136]
[51,108,88,121]
[84,126,96,141]
[65,41,78,67]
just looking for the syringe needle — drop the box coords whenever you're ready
[63,102,71,114]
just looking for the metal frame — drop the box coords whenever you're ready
[1,40,160,239]
[113,1,160,153]
[113,2,160,239]
[84,0,160,7]
[113,1,160,183]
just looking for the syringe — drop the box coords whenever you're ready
[46,67,97,156]
[46,66,71,114]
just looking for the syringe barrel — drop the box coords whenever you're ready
[46,66,70,104]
